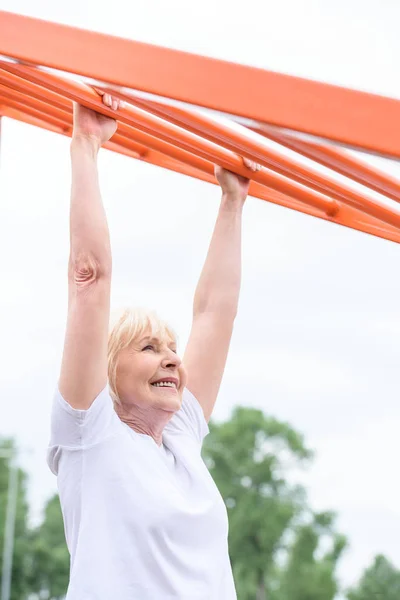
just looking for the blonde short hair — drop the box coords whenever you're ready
[107,307,177,405]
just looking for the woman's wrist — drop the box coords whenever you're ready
[220,192,245,214]
[70,134,101,159]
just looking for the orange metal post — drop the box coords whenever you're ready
[1,11,400,157]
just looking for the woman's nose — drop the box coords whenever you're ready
[162,350,181,368]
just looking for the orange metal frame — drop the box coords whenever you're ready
[1,10,400,244]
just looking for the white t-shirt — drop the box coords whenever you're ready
[47,385,237,600]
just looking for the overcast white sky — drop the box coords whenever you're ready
[1,0,400,597]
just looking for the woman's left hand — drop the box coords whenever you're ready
[214,158,261,203]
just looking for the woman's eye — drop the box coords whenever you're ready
[142,345,154,351]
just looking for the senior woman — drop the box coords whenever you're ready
[47,93,260,600]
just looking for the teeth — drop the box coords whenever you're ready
[152,381,176,388]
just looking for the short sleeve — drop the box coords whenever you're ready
[165,388,209,445]
[47,385,122,474]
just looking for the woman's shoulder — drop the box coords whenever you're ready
[164,388,209,446]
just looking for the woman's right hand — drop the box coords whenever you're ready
[72,92,121,150]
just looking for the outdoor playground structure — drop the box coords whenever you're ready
[1,10,400,600]
[0,10,400,244]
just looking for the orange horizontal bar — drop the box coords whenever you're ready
[251,123,400,205]
[1,10,400,157]
[0,62,339,217]
[118,92,400,233]
[3,89,400,245]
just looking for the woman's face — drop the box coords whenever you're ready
[116,332,187,413]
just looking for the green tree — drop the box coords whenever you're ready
[28,494,69,599]
[202,407,346,600]
[347,554,400,600]
[272,511,347,600]
[0,438,31,600]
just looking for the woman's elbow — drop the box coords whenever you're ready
[68,251,112,286]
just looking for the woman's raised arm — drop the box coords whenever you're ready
[183,159,260,422]
[59,95,120,410]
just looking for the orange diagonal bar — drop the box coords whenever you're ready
[0,63,216,173]
[10,60,400,238]
[2,65,400,243]
[0,88,331,225]
[2,33,400,243]
[0,69,302,209]
[251,123,400,205]
[0,93,70,132]
[3,94,400,245]
[0,67,70,112]
[0,85,71,128]
[1,10,400,157]
[115,92,400,231]
[0,104,58,133]
[0,61,339,216]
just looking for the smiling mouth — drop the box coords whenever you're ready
[151,381,177,389]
